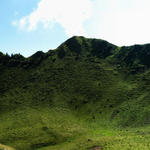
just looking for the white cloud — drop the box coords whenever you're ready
[14,0,150,46]
[86,0,150,46]
[15,0,92,36]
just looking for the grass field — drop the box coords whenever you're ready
[0,106,150,150]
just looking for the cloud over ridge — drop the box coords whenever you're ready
[16,0,92,36]
[14,0,150,46]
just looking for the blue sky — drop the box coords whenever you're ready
[0,0,67,57]
[1,0,150,57]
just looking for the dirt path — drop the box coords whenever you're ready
[0,144,15,150]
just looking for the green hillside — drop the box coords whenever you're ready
[1,36,150,150]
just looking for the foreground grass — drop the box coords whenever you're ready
[37,126,150,150]
[0,106,150,150]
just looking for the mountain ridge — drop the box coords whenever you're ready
[1,36,150,70]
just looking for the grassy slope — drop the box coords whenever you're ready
[0,36,150,149]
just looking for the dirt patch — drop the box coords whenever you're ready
[89,146,102,150]
[0,144,15,150]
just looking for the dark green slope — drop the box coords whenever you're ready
[1,36,150,149]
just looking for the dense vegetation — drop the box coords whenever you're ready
[1,36,150,149]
